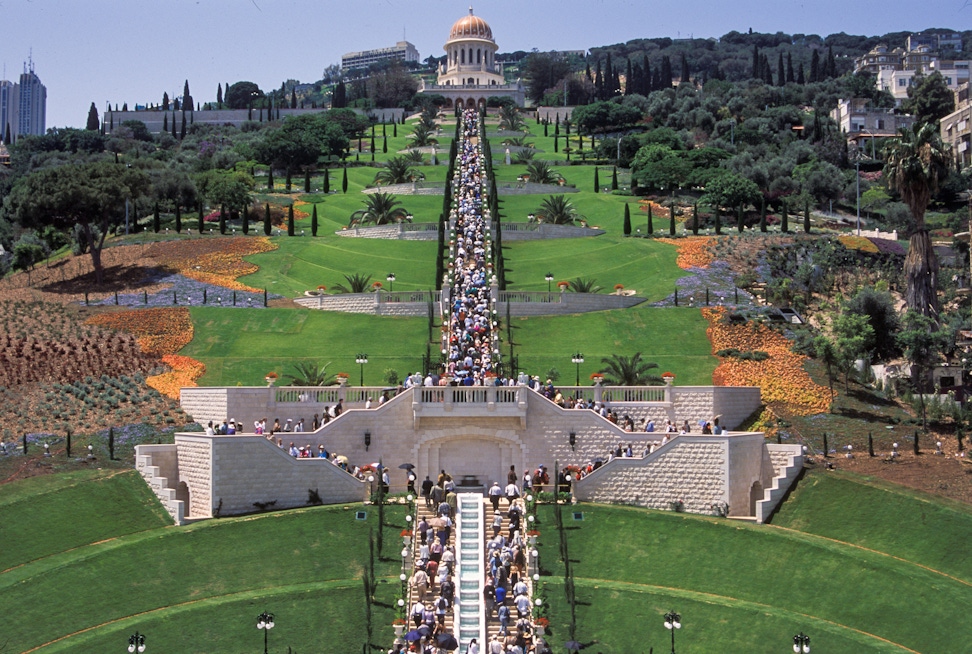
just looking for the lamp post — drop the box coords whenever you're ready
[356,353,368,386]
[126,632,146,653]
[664,610,681,654]
[793,632,811,653]
[545,272,554,293]
[571,352,584,386]
[855,148,862,237]
[256,612,274,654]
[387,273,396,292]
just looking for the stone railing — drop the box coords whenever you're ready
[412,385,528,427]
[336,222,603,241]
[293,291,439,315]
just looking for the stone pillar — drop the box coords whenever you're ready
[664,377,673,404]
[593,381,603,405]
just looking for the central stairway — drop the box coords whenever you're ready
[457,493,486,648]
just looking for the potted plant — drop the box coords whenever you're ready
[526,529,540,545]
[557,281,570,291]
[392,618,407,636]
[336,372,350,386]
[613,284,624,294]
[590,372,604,385]
[401,528,413,545]
[534,616,549,635]
[661,371,676,384]
[265,371,279,386]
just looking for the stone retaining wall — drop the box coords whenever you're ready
[334,222,604,241]
[756,444,804,523]
[135,444,184,525]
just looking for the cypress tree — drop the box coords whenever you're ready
[86,103,100,131]
[714,207,722,235]
[171,113,176,139]
[288,205,295,236]
[625,58,634,94]
[198,203,204,233]
[163,113,168,132]
[594,167,600,193]
[393,122,397,137]
[680,52,690,83]
[647,206,654,235]
[810,50,820,83]
[804,201,811,233]
[219,206,227,234]
[623,203,631,236]
[777,53,785,87]
[670,203,676,235]
[692,203,699,235]
[175,205,182,233]
[752,44,760,78]
[786,53,794,84]
[304,169,311,193]
[797,62,805,85]
[382,135,387,153]
[285,169,292,192]
[268,168,274,191]
[781,199,789,233]
[554,135,558,153]
[544,122,548,137]
[312,205,319,236]
[759,196,767,232]
[737,204,744,233]
[342,166,348,193]
[242,205,250,235]
[180,112,186,139]
[435,213,446,290]
[291,88,297,109]
[162,92,170,110]
[611,166,618,191]
[216,83,223,107]
[153,203,160,233]
[264,203,272,236]
[370,133,375,154]
[323,167,330,193]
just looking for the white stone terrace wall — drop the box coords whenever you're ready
[334,222,603,241]
[573,436,730,513]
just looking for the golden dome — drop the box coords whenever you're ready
[449,7,493,41]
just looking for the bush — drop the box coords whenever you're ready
[716,348,769,361]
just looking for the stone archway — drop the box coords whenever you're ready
[455,98,465,111]
[749,480,764,516]
[415,430,526,494]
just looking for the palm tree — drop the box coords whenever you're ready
[536,195,582,225]
[525,161,565,185]
[285,361,337,386]
[332,273,373,294]
[501,136,535,148]
[513,150,536,164]
[883,123,951,318]
[409,123,438,147]
[567,277,602,293]
[418,108,438,131]
[598,353,663,386]
[403,149,425,164]
[348,193,411,227]
[498,105,527,132]
[373,156,426,186]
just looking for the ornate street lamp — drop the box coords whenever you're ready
[571,352,584,386]
[664,610,681,654]
[545,272,554,293]
[387,273,396,292]
[126,632,146,653]
[256,611,275,654]
[356,353,369,386]
[793,632,811,653]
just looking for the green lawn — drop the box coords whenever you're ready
[771,470,972,582]
[181,307,429,386]
[0,470,403,653]
[537,500,972,653]
[510,305,716,385]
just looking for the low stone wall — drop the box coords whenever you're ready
[497,292,644,316]
[334,222,603,241]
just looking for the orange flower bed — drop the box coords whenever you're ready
[838,234,879,254]
[657,237,715,270]
[703,307,831,416]
[147,354,206,398]
[145,237,277,291]
[86,307,193,356]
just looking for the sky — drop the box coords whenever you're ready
[1,0,969,129]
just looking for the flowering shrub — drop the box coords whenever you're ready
[86,307,194,356]
[144,237,277,292]
[838,235,879,253]
[147,355,207,398]
[657,237,715,270]
[703,307,830,416]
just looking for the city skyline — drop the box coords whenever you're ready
[1,0,969,129]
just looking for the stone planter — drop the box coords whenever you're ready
[393,624,405,637]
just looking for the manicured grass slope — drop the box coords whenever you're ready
[0,471,402,652]
[512,306,717,386]
[537,499,972,653]
[181,307,430,386]
[772,470,972,582]
[0,469,171,571]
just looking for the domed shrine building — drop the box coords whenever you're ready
[419,7,526,109]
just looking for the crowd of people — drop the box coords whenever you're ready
[442,110,498,387]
